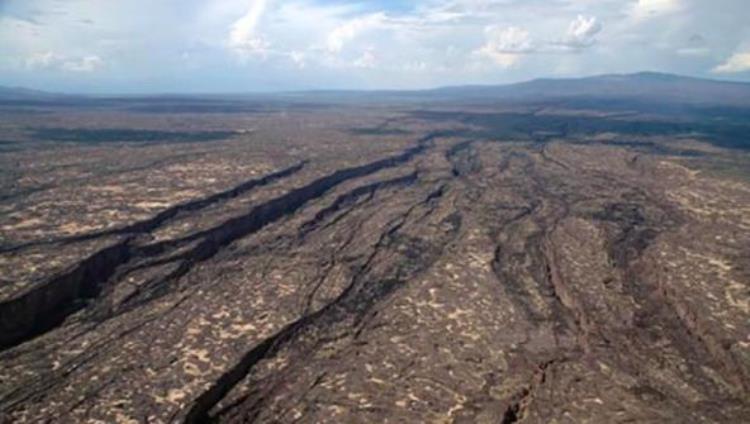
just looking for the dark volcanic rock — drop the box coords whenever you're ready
[0,104,749,423]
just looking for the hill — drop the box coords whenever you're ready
[427,72,750,106]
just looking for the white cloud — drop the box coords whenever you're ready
[25,51,104,72]
[228,0,270,57]
[475,26,533,68]
[25,51,61,70]
[630,0,682,21]
[62,55,104,72]
[713,51,750,73]
[560,15,602,48]
[487,26,534,53]
[289,50,306,68]
[326,13,386,53]
[3,0,750,91]
[353,49,376,68]
[402,60,429,72]
[474,16,602,67]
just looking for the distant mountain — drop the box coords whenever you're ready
[0,86,63,100]
[428,72,750,106]
[2,72,750,108]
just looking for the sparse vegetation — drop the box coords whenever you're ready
[1,75,749,423]
[28,127,235,144]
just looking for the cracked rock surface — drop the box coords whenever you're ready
[1,105,749,423]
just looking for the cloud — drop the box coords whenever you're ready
[485,26,535,53]
[476,26,534,68]
[228,0,270,57]
[24,51,61,70]
[476,16,602,68]
[326,13,386,53]
[62,55,104,72]
[630,0,682,21]
[559,15,602,49]
[713,51,750,73]
[353,49,376,68]
[3,0,750,92]
[24,51,104,72]
[289,50,306,68]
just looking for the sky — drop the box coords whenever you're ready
[1,0,749,93]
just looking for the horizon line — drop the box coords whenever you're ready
[4,70,750,98]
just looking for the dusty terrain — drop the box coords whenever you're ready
[0,87,749,423]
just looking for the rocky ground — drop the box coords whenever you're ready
[0,104,749,423]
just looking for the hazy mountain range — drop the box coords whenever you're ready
[2,72,750,107]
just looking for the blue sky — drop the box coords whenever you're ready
[1,0,749,93]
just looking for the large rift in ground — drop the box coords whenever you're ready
[1,133,749,423]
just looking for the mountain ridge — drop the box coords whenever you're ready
[1,72,748,97]
[2,72,750,107]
